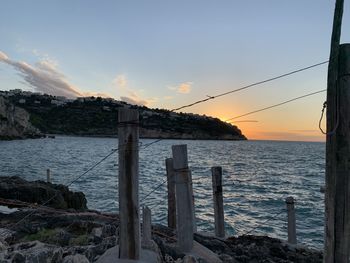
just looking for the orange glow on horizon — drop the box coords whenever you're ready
[216,113,325,142]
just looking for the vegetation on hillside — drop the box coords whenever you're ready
[2,91,246,140]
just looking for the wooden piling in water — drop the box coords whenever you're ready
[166,158,176,229]
[142,206,152,249]
[118,109,140,259]
[211,166,225,238]
[172,144,194,252]
[285,196,297,245]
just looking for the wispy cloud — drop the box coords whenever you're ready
[112,74,156,106]
[113,74,127,88]
[168,82,193,94]
[0,50,111,99]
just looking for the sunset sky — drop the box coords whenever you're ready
[1,1,349,141]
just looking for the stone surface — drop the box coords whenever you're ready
[0,96,42,140]
[0,192,323,263]
[191,241,222,263]
[62,254,90,263]
[0,176,87,210]
[96,246,161,263]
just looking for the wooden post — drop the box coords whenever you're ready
[172,144,194,252]
[46,169,51,183]
[285,196,297,244]
[142,206,152,249]
[211,167,225,238]
[166,158,176,229]
[188,170,197,233]
[325,1,344,262]
[326,44,350,262]
[118,109,140,259]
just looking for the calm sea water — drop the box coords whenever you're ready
[0,136,325,249]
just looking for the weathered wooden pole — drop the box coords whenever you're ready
[172,144,194,252]
[211,166,225,238]
[324,0,345,262]
[188,170,197,233]
[166,158,176,229]
[142,206,152,249]
[325,44,350,262]
[118,109,140,259]
[46,169,51,183]
[285,196,297,244]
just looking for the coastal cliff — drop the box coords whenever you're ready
[0,97,42,140]
[2,90,247,140]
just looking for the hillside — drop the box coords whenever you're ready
[0,90,246,140]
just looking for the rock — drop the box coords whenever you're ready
[7,240,58,262]
[0,240,8,252]
[102,224,117,238]
[0,96,42,140]
[182,255,198,263]
[153,236,184,261]
[0,228,15,243]
[191,241,222,263]
[52,248,63,263]
[11,252,26,263]
[0,176,87,210]
[62,254,90,263]
[92,227,103,238]
[95,246,162,263]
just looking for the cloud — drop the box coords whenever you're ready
[0,50,82,98]
[0,51,9,61]
[0,50,113,99]
[112,74,155,106]
[120,96,150,106]
[113,74,127,88]
[168,82,193,94]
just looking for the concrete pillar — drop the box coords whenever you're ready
[118,109,140,259]
[172,144,194,252]
[142,206,152,249]
[211,166,225,238]
[285,196,297,244]
[46,169,51,183]
[166,158,176,229]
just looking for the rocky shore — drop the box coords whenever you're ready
[0,177,322,262]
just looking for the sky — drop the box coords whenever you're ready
[0,1,349,141]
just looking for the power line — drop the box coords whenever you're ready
[230,120,258,123]
[225,89,326,122]
[171,61,328,112]
[243,209,285,236]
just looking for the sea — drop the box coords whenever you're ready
[0,136,325,249]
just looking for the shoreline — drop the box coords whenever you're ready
[0,176,323,262]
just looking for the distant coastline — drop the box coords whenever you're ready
[0,89,247,141]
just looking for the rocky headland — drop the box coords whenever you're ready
[0,97,43,140]
[0,176,322,262]
[0,90,246,140]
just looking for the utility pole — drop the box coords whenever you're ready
[324,0,347,262]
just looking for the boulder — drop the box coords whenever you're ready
[62,254,90,263]
[5,241,58,262]
[0,176,87,210]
